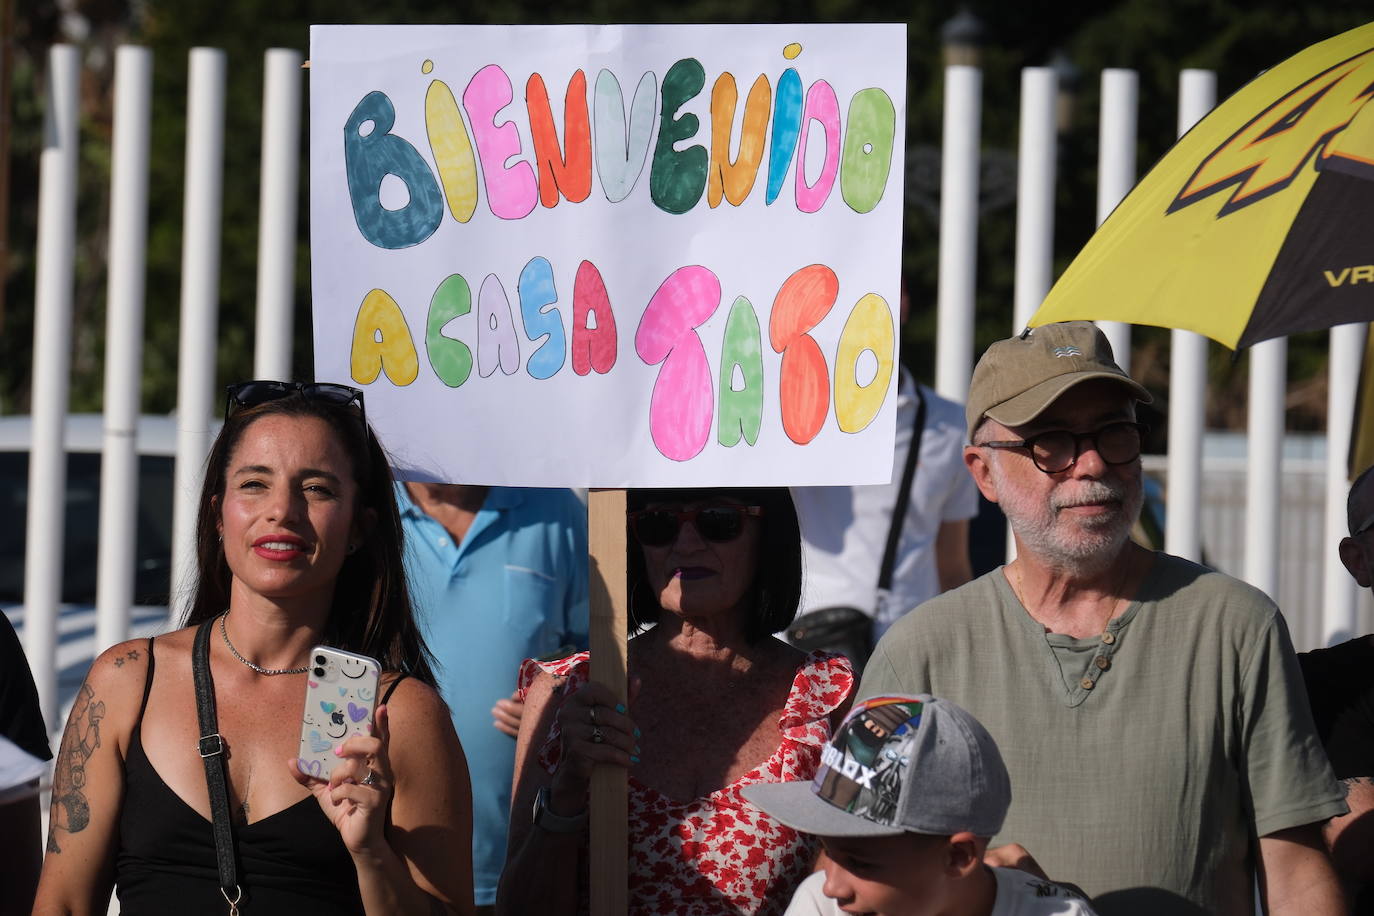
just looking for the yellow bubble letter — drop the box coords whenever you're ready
[351,288,419,385]
[833,292,894,433]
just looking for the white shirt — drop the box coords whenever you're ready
[783,866,1101,916]
[791,367,979,637]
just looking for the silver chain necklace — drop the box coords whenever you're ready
[218,611,309,676]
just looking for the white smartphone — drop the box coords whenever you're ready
[297,645,381,780]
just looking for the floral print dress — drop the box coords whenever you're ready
[517,650,854,916]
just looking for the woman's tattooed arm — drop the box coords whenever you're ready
[46,683,106,854]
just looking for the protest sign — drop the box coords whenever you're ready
[310,24,907,487]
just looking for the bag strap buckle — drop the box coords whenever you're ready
[198,733,225,758]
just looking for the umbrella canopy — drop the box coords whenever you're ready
[1030,21,1374,350]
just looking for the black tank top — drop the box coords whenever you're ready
[113,637,400,914]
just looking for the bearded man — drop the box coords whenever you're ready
[856,322,1347,916]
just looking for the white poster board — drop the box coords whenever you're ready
[310,24,906,487]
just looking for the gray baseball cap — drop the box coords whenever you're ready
[742,694,1011,838]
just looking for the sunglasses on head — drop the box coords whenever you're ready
[629,505,764,547]
[225,381,367,429]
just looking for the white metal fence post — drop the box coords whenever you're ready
[1095,69,1137,374]
[95,45,153,653]
[24,44,80,729]
[1164,70,1215,564]
[254,48,302,382]
[935,65,981,404]
[1244,339,1286,603]
[170,48,227,619]
[1324,323,1366,646]
[1012,67,1056,332]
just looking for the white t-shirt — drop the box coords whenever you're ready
[791,367,979,637]
[783,866,1100,916]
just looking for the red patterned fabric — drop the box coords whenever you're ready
[517,650,854,916]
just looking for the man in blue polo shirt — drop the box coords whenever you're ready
[396,482,588,914]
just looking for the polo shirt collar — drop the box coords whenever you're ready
[394,481,521,517]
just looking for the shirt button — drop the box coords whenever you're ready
[1101,632,1116,645]
[1080,677,1095,690]
[438,537,449,546]
[1094,656,1111,671]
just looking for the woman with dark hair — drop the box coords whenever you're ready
[499,487,854,916]
[34,382,474,916]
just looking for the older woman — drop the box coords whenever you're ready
[33,381,474,915]
[499,487,854,915]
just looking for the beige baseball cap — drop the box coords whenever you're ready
[965,321,1152,437]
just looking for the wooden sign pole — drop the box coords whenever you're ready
[587,488,628,915]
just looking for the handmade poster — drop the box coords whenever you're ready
[310,24,906,486]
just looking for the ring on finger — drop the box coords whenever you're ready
[589,704,598,725]
[591,726,604,744]
[361,767,379,787]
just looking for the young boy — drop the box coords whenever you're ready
[743,694,1097,916]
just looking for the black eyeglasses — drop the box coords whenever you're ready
[225,381,366,429]
[977,421,1148,474]
[629,505,764,547]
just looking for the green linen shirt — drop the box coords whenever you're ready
[857,553,1346,916]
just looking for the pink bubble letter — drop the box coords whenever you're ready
[635,266,721,461]
[464,65,538,220]
[794,80,841,213]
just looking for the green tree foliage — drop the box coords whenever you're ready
[3,0,1369,425]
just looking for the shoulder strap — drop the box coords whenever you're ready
[380,672,410,705]
[877,387,929,592]
[134,637,156,724]
[192,619,241,915]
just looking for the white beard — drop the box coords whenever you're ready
[990,456,1144,577]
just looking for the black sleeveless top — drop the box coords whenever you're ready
[114,638,402,914]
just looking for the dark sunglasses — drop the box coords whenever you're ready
[629,505,764,547]
[225,381,367,429]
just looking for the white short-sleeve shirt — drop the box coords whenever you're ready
[792,366,979,637]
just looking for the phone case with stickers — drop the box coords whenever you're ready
[296,645,381,780]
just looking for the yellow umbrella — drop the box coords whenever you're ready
[1030,21,1374,349]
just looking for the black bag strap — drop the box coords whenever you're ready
[192,618,242,915]
[877,384,929,592]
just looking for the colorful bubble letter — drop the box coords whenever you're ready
[425,78,479,223]
[426,274,474,388]
[572,261,618,376]
[518,257,566,380]
[593,69,657,203]
[770,265,838,444]
[636,266,721,461]
[477,274,521,377]
[651,59,709,215]
[352,289,419,385]
[795,81,841,213]
[708,73,771,208]
[464,65,538,220]
[527,70,593,208]
[717,296,764,447]
[833,292,895,432]
[344,91,444,249]
[840,88,896,214]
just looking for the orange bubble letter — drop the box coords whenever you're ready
[769,265,838,444]
[527,70,593,208]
